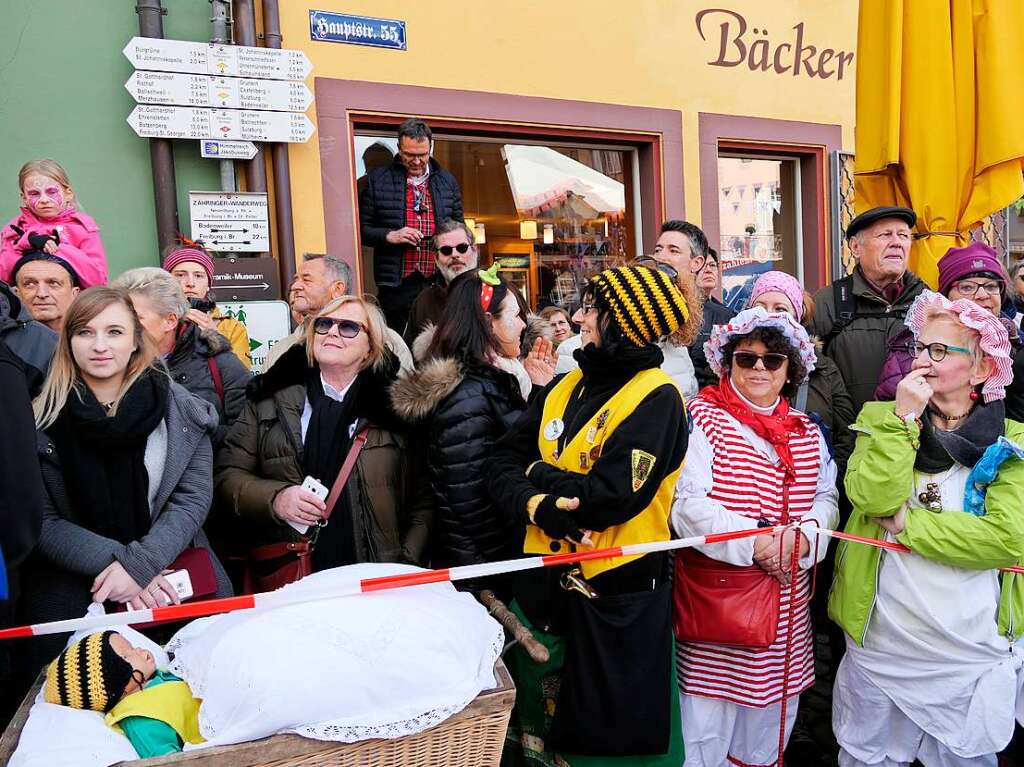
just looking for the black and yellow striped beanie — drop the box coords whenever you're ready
[588,265,690,347]
[44,631,134,712]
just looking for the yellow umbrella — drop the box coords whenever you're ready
[854,0,1024,287]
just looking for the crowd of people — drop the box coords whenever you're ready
[0,117,1022,767]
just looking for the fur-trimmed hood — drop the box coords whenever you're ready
[390,356,467,422]
[170,320,232,363]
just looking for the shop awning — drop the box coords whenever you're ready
[854,0,1024,287]
[501,144,625,217]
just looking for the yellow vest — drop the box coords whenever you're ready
[105,679,205,747]
[524,367,683,578]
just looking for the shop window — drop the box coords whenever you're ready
[354,134,638,311]
[717,153,803,311]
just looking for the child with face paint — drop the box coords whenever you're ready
[0,159,108,288]
[43,630,205,758]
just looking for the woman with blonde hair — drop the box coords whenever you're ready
[22,286,231,665]
[216,295,432,575]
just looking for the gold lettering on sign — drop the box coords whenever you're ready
[695,8,854,81]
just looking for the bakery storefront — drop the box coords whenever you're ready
[281,2,858,311]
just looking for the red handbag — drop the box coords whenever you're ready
[672,547,780,649]
[242,427,369,594]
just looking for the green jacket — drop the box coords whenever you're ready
[828,402,1024,646]
[809,270,927,412]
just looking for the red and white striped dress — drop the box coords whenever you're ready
[676,396,823,707]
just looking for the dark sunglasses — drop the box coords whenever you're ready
[732,351,788,371]
[437,242,471,256]
[635,256,679,281]
[312,317,366,338]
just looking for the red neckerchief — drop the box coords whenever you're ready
[699,377,807,479]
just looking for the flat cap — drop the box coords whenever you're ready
[845,206,917,241]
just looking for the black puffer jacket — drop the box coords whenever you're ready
[358,159,463,287]
[0,281,55,395]
[167,322,251,447]
[390,356,526,570]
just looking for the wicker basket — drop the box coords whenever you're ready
[0,661,515,767]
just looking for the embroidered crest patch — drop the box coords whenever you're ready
[631,449,656,492]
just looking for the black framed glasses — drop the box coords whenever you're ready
[580,297,598,314]
[908,341,970,362]
[437,242,471,256]
[636,256,679,281]
[313,317,366,338]
[732,351,789,371]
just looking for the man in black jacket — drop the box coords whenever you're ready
[358,118,464,330]
[0,281,55,396]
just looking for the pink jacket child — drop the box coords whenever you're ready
[0,160,108,287]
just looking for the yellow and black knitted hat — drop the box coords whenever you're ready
[588,265,690,347]
[43,630,134,712]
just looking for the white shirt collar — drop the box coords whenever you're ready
[321,373,354,403]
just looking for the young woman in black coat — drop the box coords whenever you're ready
[390,267,553,588]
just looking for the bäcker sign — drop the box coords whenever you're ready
[695,8,854,81]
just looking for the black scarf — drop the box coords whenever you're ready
[254,343,406,570]
[303,366,361,571]
[47,370,169,544]
[915,399,1005,473]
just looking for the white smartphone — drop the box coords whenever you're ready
[164,569,194,602]
[287,476,329,534]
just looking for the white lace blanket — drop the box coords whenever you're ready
[168,563,504,748]
[10,565,503,765]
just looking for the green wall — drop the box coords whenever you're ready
[0,0,222,279]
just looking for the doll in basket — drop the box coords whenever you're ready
[43,630,204,759]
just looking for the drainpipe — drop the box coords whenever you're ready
[136,0,180,254]
[232,0,268,198]
[261,0,297,291]
[210,0,236,192]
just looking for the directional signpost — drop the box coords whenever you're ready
[123,37,311,81]
[212,256,282,301]
[129,106,314,142]
[126,71,313,111]
[124,36,314,144]
[189,192,270,252]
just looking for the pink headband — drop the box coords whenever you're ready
[162,247,215,283]
[906,290,1012,403]
[749,271,804,323]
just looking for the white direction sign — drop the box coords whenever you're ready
[126,71,312,112]
[216,301,291,373]
[201,140,258,160]
[123,37,311,81]
[128,105,315,142]
[189,191,270,252]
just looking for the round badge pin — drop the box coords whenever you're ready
[543,417,565,441]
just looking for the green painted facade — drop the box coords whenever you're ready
[1,1,222,279]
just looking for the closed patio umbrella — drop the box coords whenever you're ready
[854,0,1024,287]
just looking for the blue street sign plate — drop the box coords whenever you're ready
[309,10,406,51]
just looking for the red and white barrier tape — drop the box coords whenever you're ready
[803,526,1024,574]
[0,526,776,640]
[2,522,1019,641]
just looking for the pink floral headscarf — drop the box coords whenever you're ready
[906,290,1012,403]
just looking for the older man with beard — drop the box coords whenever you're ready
[403,219,480,346]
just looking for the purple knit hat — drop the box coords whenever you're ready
[749,271,805,322]
[936,242,1008,296]
[162,247,215,283]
